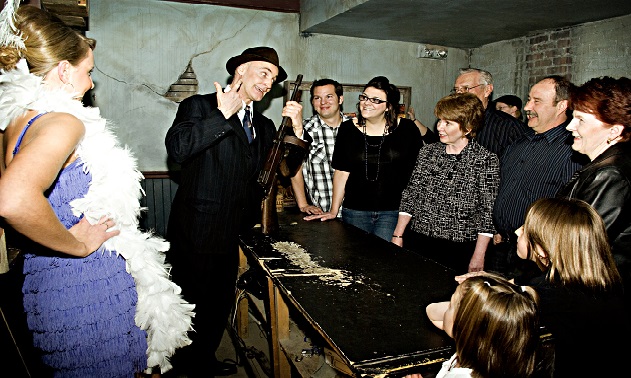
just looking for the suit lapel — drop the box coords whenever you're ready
[249,109,271,149]
[250,111,265,152]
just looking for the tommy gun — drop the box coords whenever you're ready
[258,74,309,234]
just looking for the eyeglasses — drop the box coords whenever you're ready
[358,94,386,104]
[451,84,485,94]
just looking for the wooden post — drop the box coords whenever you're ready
[268,277,290,378]
[236,248,249,338]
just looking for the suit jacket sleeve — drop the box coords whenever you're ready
[165,94,234,164]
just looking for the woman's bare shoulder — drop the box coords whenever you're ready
[32,112,85,137]
[9,112,85,156]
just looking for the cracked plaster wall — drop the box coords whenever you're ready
[88,0,468,171]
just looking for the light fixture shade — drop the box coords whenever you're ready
[417,44,448,59]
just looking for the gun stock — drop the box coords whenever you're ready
[258,74,308,235]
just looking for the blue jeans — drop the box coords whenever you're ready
[341,208,399,242]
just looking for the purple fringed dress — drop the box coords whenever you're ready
[20,151,148,376]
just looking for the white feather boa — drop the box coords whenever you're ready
[0,67,195,373]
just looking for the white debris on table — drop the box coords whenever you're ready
[271,241,359,286]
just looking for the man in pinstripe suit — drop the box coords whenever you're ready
[164,47,295,377]
[490,76,585,277]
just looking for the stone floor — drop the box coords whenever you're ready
[162,320,271,378]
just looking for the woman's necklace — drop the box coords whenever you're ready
[363,122,387,182]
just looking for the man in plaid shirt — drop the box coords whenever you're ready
[288,79,350,215]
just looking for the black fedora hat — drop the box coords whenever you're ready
[226,46,287,83]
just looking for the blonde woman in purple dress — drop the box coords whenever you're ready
[0,3,193,376]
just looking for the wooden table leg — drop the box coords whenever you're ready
[236,248,249,339]
[268,276,290,378]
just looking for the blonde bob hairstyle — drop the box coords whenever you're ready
[523,197,622,291]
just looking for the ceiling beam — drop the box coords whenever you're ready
[160,0,299,13]
[41,0,88,18]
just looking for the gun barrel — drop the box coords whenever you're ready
[257,74,304,197]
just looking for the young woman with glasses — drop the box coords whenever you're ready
[304,76,423,242]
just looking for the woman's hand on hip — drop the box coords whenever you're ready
[69,215,120,257]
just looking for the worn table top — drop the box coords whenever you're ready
[240,210,456,376]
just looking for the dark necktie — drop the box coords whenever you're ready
[243,106,253,143]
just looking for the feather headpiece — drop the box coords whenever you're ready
[0,0,25,50]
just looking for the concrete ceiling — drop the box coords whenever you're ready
[300,0,631,48]
[36,0,631,49]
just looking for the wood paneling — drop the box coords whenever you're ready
[140,173,179,237]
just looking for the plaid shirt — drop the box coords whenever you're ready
[302,113,350,212]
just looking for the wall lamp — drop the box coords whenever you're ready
[417,44,448,59]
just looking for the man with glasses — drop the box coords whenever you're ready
[453,68,527,157]
[287,79,351,215]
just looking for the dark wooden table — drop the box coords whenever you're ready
[238,210,456,377]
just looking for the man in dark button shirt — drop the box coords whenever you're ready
[452,68,528,157]
[490,75,585,276]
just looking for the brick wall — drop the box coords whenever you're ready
[471,13,631,102]
[526,29,572,87]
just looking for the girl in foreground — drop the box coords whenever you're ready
[420,273,540,378]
